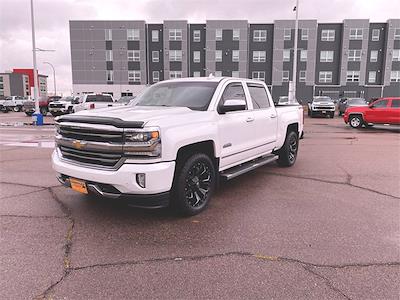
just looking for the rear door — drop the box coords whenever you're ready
[245,82,278,153]
[217,81,257,170]
[390,99,400,124]
[364,99,389,124]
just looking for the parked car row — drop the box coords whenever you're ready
[15,94,138,117]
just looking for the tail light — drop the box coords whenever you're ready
[89,103,95,109]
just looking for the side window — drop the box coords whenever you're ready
[372,100,388,108]
[391,100,400,108]
[86,95,97,102]
[247,84,270,109]
[221,83,246,104]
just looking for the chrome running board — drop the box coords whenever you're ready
[220,155,278,180]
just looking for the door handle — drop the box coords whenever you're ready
[270,114,277,118]
[246,117,255,122]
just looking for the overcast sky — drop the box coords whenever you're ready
[1,0,399,95]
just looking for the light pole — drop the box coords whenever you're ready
[43,62,56,96]
[30,0,40,118]
[289,0,299,104]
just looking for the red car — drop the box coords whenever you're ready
[344,97,400,128]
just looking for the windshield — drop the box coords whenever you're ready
[136,81,219,111]
[60,97,74,102]
[348,98,366,104]
[313,96,331,102]
[118,96,135,103]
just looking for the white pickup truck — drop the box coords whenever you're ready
[73,93,116,112]
[53,77,303,215]
[0,96,29,112]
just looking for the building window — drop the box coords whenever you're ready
[215,50,222,62]
[282,71,289,82]
[320,51,334,62]
[152,51,159,62]
[152,30,159,42]
[128,50,140,62]
[348,49,362,61]
[233,29,240,40]
[232,50,239,62]
[193,30,201,42]
[284,28,291,40]
[106,50,113,61]
[214,71,222,77]
[300,50,307,62]
[193,51,200,63]
[106,70,113,82]
[321,29,335,41]
[371,29,380,41]
[152,71,160,82]
[252,71,265,81]
[349,28,363,40]
[169,29,182,41]
[301,28,308,40]
[299,70,306,82]
[319,71,332,83]
[253,30,267,42]
[216,29,222,41]
[394,29,400,40]
[105,29,112,41]
[391,71,400,82]
[128,71,141,83]
[169,50,182,62]
[392,49,400,62]
[368,71,376,83]
[232,71,240,78]
[127,29,140,40]
[346,71,360,82]
[253,51,266,62]
[193,71,201,77]
[283,49,290,62]
[170,71,182,79]
[370,50,378,62]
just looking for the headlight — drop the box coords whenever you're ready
[124,128,161,157]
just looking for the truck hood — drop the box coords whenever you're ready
[73,105,204,126]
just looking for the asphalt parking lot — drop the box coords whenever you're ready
[0,112,399,299]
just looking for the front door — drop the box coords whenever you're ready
[364,99,389,124]
[218,82,257,170]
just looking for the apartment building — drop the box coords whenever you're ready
[69,19,400,100]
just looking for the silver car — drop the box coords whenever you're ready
[338,98,368,116]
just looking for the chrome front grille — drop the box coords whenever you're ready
[314,106,334,110]
[59,146,123,167]
[58,124,124,143]
[56,122,124,168]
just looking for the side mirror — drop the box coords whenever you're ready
[369,104,374,108]
[220,99,246,114]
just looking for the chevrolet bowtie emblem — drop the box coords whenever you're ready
[72,140,86,149]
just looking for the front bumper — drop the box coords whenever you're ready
[52,150,175,206]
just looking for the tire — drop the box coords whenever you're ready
[277,131,299,167]
[13,106,21,112]
[67,107,74,114]
[330,112,334,118]
[349,115,363,128]
[172,153,216,216]
[40,107,48,116]
[2,109,9,113]
[25,112,33,117]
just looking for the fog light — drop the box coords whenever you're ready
[136,173,146,188]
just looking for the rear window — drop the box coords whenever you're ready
[86,95,113,102]
[247,84,270,109]
[391,99,400,108]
